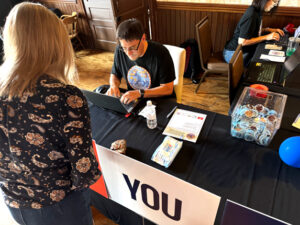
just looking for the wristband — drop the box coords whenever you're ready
[139,89,145,99]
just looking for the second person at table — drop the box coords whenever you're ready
[223,0,284,66]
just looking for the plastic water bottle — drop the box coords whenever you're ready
[146,100,157,129]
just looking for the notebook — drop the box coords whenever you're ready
[245,61,288,87]
[81,89,139,114]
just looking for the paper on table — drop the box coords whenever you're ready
[163,108,206,143]
[269,50,285,57]
[292,113,300,129]
[260,54,286,62]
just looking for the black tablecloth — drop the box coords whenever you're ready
[89,98,300,225]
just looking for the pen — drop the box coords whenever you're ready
[166,106,177,118]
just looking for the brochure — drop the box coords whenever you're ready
[163,108,207,143]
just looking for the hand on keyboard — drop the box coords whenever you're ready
[120,90,140,105]
[106,86,121,98]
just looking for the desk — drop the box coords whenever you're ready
[89,98,300,225]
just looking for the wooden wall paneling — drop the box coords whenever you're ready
[180,10,185,44]
[172,9,177,45]
[185,9,190,40]
[175,10,180,44]
[190,10,196,39]
[153,2,300,53]
[37,0,94,48]
[164,9,169,43]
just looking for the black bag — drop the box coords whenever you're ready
[180,39,202,83]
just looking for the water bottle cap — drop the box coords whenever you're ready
[147,100,152,106]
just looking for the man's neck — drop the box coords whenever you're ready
[140,40,148,57]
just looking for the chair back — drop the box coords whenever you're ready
[164,44,186,104]
[195,16,212,69]
[228,44,244,104]
[61,12,78,39]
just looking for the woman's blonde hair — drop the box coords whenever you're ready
[0,2,77,99]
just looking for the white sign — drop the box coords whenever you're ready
[163,109,207,143]
[96,144,220,225]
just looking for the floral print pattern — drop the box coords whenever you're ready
[67,95,83,108]
[0,75,101,208]
[25,132,45,146]
[76,157,91,173]
[50,190,65,202]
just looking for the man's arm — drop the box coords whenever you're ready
[238,32,281,46]
[107,74,121,97]
[262,28,284,36]
[120,81,174,104]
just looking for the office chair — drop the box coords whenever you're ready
[61,12,84,50]
[164,44,186,104]
[195,16,228,93]
[228,44,244,105]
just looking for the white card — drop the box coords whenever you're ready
[269,50,285,57]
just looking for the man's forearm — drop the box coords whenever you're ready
[143,82,173,98]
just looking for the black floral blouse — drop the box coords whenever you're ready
[0,75,101,209]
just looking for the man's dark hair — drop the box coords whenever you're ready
[116,18,144,41]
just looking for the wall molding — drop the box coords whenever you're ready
[156,2,300,17]
[39,0,77,3]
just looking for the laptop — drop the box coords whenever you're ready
[221,200,291,225]
[245,61,288,87]
[81,89,139,114]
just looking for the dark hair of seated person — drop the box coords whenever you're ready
[116,18,144,41]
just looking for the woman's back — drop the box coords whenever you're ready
[0,75,100,209]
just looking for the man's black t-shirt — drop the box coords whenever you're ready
[111,40,175,91]
[225,6,262,54]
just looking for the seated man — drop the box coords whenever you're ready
[99,18,175,104]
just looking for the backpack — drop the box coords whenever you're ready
[180,39,202,82]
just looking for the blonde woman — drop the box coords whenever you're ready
[0,2,101,225]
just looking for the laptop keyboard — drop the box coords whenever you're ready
[275,35,289,46]
[257,64,276,83]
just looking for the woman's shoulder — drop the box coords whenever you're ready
[240,6,260,22]
[37,75,85,102]
[244,5,260,17]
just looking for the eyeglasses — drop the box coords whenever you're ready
[119,37,142,53]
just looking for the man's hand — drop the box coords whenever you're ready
[266,32,280,41]
[120,90,140,104]
[275,29,285,36]
[107,86,121,98]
